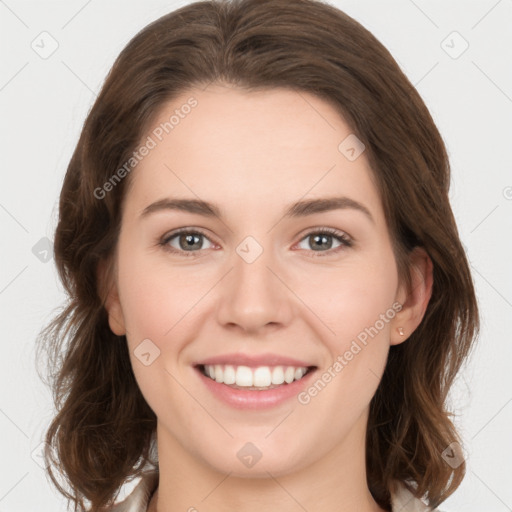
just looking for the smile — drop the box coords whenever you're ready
[194,363,318,409]
[199,364,314,389]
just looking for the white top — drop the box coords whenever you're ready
[109,468,446,512]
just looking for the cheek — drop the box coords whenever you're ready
[116,244,211,342]
[296,254,399,345]
[116,244,198,425]
[294,248,398,406]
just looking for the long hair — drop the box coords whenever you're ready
[36,0,480,510]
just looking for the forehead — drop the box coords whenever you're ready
[124,84,385,227]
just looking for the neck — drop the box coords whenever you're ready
[151,412,387,512]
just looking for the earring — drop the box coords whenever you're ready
[397,327,404,336]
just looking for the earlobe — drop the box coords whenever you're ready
[97,259,126,336]
[390,246,433,346]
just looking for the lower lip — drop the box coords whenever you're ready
[195,367,317,409]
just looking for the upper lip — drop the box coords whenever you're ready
[194,353,317,368]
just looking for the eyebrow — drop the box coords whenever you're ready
[140,196,374,224]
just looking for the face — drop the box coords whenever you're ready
[104,83,420,478]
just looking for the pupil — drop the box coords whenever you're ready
[182,234,201,250]
[312,234,332,250]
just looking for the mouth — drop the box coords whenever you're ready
[193,363,318,409]
[196,363,317,390]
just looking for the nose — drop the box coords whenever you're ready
[215,238,294,334]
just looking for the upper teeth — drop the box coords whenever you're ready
[203,364,309,387]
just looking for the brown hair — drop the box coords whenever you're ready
[36,0,479,510]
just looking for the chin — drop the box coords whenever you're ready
[195,435,310,478]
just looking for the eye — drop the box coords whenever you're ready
[158,227,352,257]
[159,228,215,257]
[295,228,352,257]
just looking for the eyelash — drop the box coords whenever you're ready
[158,227,353,258]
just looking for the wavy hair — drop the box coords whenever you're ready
[36,0,480,510]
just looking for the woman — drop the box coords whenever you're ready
[36,0,479,511]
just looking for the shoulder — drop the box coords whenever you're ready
[390,480,450,512]
[109,469,159,512]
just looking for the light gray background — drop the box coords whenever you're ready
[1,0,511,511]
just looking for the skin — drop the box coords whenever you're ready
[103,83,433,512]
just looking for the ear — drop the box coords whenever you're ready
[390,246,433,346]
[97,258,126,336]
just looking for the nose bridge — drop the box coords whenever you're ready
[216,232,293,331]
[237,238,274,288]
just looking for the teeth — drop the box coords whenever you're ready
[214,364,224,383]
[202,364,310,388]
[271,366,285,385]
[236,366,253,386]
[223,365,236,385]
